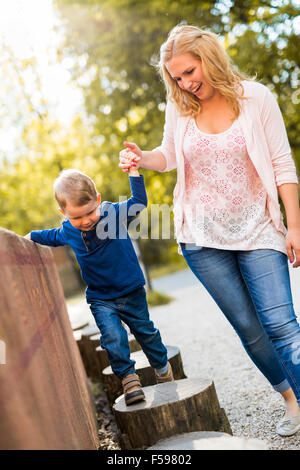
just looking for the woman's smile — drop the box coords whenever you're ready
[166,53,212,100]
[191,82,203,95]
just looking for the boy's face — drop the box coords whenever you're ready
[59,193,101,231]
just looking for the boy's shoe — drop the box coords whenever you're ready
[122,373,145,406]
[155,361,174,384]
[276,413,300,436]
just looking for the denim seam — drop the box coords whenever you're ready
[273,378,291,393]
[238,262,300,399]
[270,343,300,398]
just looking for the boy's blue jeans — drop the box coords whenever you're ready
[89,287,168,379]
[181,244,300,404]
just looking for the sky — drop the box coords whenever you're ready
[0,0,83,157]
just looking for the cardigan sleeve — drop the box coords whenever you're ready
[260,87,298,187]
[152,100,177,172]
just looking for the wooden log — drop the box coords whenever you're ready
[0,228,99,449]
[147,431,268,450]
[127,334,141,354]
[113,378,232,450]
[96,334,141,380]
[82,335,101,382]
[75,324,99,358]
[121,323,142,353]
[78,329,141,382]
[82,324,100,337]
[75,325,100,380]
[103,345,186,406]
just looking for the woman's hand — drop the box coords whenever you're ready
[286,227,300,268]
[119,141,142,173]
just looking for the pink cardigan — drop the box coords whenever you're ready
[154,80,298,243]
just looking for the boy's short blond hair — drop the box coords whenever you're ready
[53,169,97,210]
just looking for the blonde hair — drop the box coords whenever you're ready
[53,169,97,210]
[157,24,250,118]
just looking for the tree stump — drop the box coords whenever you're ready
[75,325,100,380]
[82,324,100,337]
[113,378,232,450]
[103,345,186,406]
[96,334,141,380]
[127,335,141,354]
[82,335,101,381]
[75,324,99,360]
[147,431,267,450]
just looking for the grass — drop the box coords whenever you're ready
[149,257,188,280]
[66,290,86,306]
[146,289,174,307]
[67,286,175,308]
[66,259,187,307]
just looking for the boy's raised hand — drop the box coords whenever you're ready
[119,141,141,173]
[119,149,140,176]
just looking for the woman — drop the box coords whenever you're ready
[119,24,300,436]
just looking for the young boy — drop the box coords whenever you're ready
[25,155,173,405]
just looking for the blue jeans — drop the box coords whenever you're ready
[181,244,300,403]
[89,287,168,379]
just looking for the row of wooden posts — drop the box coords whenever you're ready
[0,230,100,450]
[0,230,267,450]
[74,321,267,450]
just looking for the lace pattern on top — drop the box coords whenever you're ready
[178,117,287,254]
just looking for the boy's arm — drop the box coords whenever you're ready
[27,227,66,247]
[111,151,147,225]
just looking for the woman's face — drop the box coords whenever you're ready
[166,52,216,101]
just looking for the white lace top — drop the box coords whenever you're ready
[177,117,287,255]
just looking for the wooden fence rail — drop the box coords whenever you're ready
[0,228,99,450]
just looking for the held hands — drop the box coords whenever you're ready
[286,227,300,268]
[119,141,142,174]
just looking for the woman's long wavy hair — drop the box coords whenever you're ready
[156,24,251,118]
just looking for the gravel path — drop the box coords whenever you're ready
[69,264,300,450]
[148,264,300,451]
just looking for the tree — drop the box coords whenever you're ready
[226,0,300,170]
[0,37,136,236]
[54,0,225,264]
[54,0,300,265]
[2,1,299,264]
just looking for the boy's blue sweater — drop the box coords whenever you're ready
[31,176,147,302]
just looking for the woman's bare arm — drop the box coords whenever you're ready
[119,141,167,172]
[278,183,300,267]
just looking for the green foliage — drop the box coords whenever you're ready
[52,0,224,262]
[226,1,300,171]
[0,113,118,234]
[54,0,300,263]
[1,0,299,267]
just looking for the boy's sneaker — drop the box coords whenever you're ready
[155,361,174,384]
[276,413,300,436]
[122,373,145,406]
